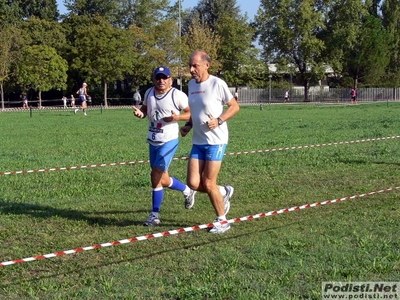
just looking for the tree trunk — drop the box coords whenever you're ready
[1,82,4,110]
[104,82,108,107]
[303,79,310,102]
[39,90,42,108]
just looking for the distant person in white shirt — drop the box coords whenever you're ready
[75,82,88,116]
[284,90,290,103]
[133,89,141,108]
[70,94,76,107]
[62,96,67,108]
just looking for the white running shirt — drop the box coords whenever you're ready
[188,75,234,145]
[143,87,188,145]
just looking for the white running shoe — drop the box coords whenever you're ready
[209,219,231,234]
[184,189,197,209]
[143,213,160,226]
[74,108,78,114]
[223,186,234,215]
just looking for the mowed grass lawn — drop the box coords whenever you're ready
[0,102,399,299]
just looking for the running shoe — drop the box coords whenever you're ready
[208,219,231,234]
[143,213,160,226]
[184,189,197,209]
[223,185,234,215]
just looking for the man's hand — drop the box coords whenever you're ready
[180,125,191,137]
[206,114,217,130]
[133,106,144,118]
[163,111,176,123]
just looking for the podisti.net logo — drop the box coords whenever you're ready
[322,282,399,299]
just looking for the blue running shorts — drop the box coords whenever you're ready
[149,139,179,171]
[189,144,227,161]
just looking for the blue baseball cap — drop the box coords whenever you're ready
[153,66,171,77]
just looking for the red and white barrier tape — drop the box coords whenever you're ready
[1,186,398,267]
[1,135,399,176]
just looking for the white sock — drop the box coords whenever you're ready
[219,186,226,196]
[183,186,191,195]
[217,215,226,221]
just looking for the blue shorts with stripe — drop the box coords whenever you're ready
[149,139,179,172]
[189,144,227,161]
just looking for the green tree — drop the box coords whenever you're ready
[62,1,174,95]
[16,45,68,107]
[69,16,136,106]
[126,19,184,89]
[215,13,259,86]
[64,0,169,28]
[366,0,380,17]
[256,0,326,101]
[183,19,221,75]
[64,0,118,19]
[182,0,261,86]
[381,0,400,85]
[60,13,92,90]
[127,25,157,88]
[0,25,23,109]
[322,0,391,87]
[345,15,392,87]
[9,0,59,20]
[185,0,240,32]
[19,17,67,51]
[0,0,23,26]
[148,19,182,72]
[115,0,169,29]
[321,0,366,87]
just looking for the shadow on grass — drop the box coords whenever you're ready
[372,160,400,166]
[339,158,400,166]
[0,200,233,229]
[0,200,146,227]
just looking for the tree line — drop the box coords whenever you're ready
[1,0,399,106]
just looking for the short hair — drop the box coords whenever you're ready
[190,50,211,64]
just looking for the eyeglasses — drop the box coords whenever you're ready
[155,75,170,81]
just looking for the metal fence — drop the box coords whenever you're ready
[2,87,400,109]
[238,87,400,105]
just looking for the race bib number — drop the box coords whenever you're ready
[148,127,164,142]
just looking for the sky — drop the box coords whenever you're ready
[56,0,261,21]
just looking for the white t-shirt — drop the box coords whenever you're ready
[188,75,234,145]
[143,87,188,145]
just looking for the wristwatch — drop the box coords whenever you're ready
[217,117,224,126]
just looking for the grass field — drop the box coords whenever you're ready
[0,103,399,299]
